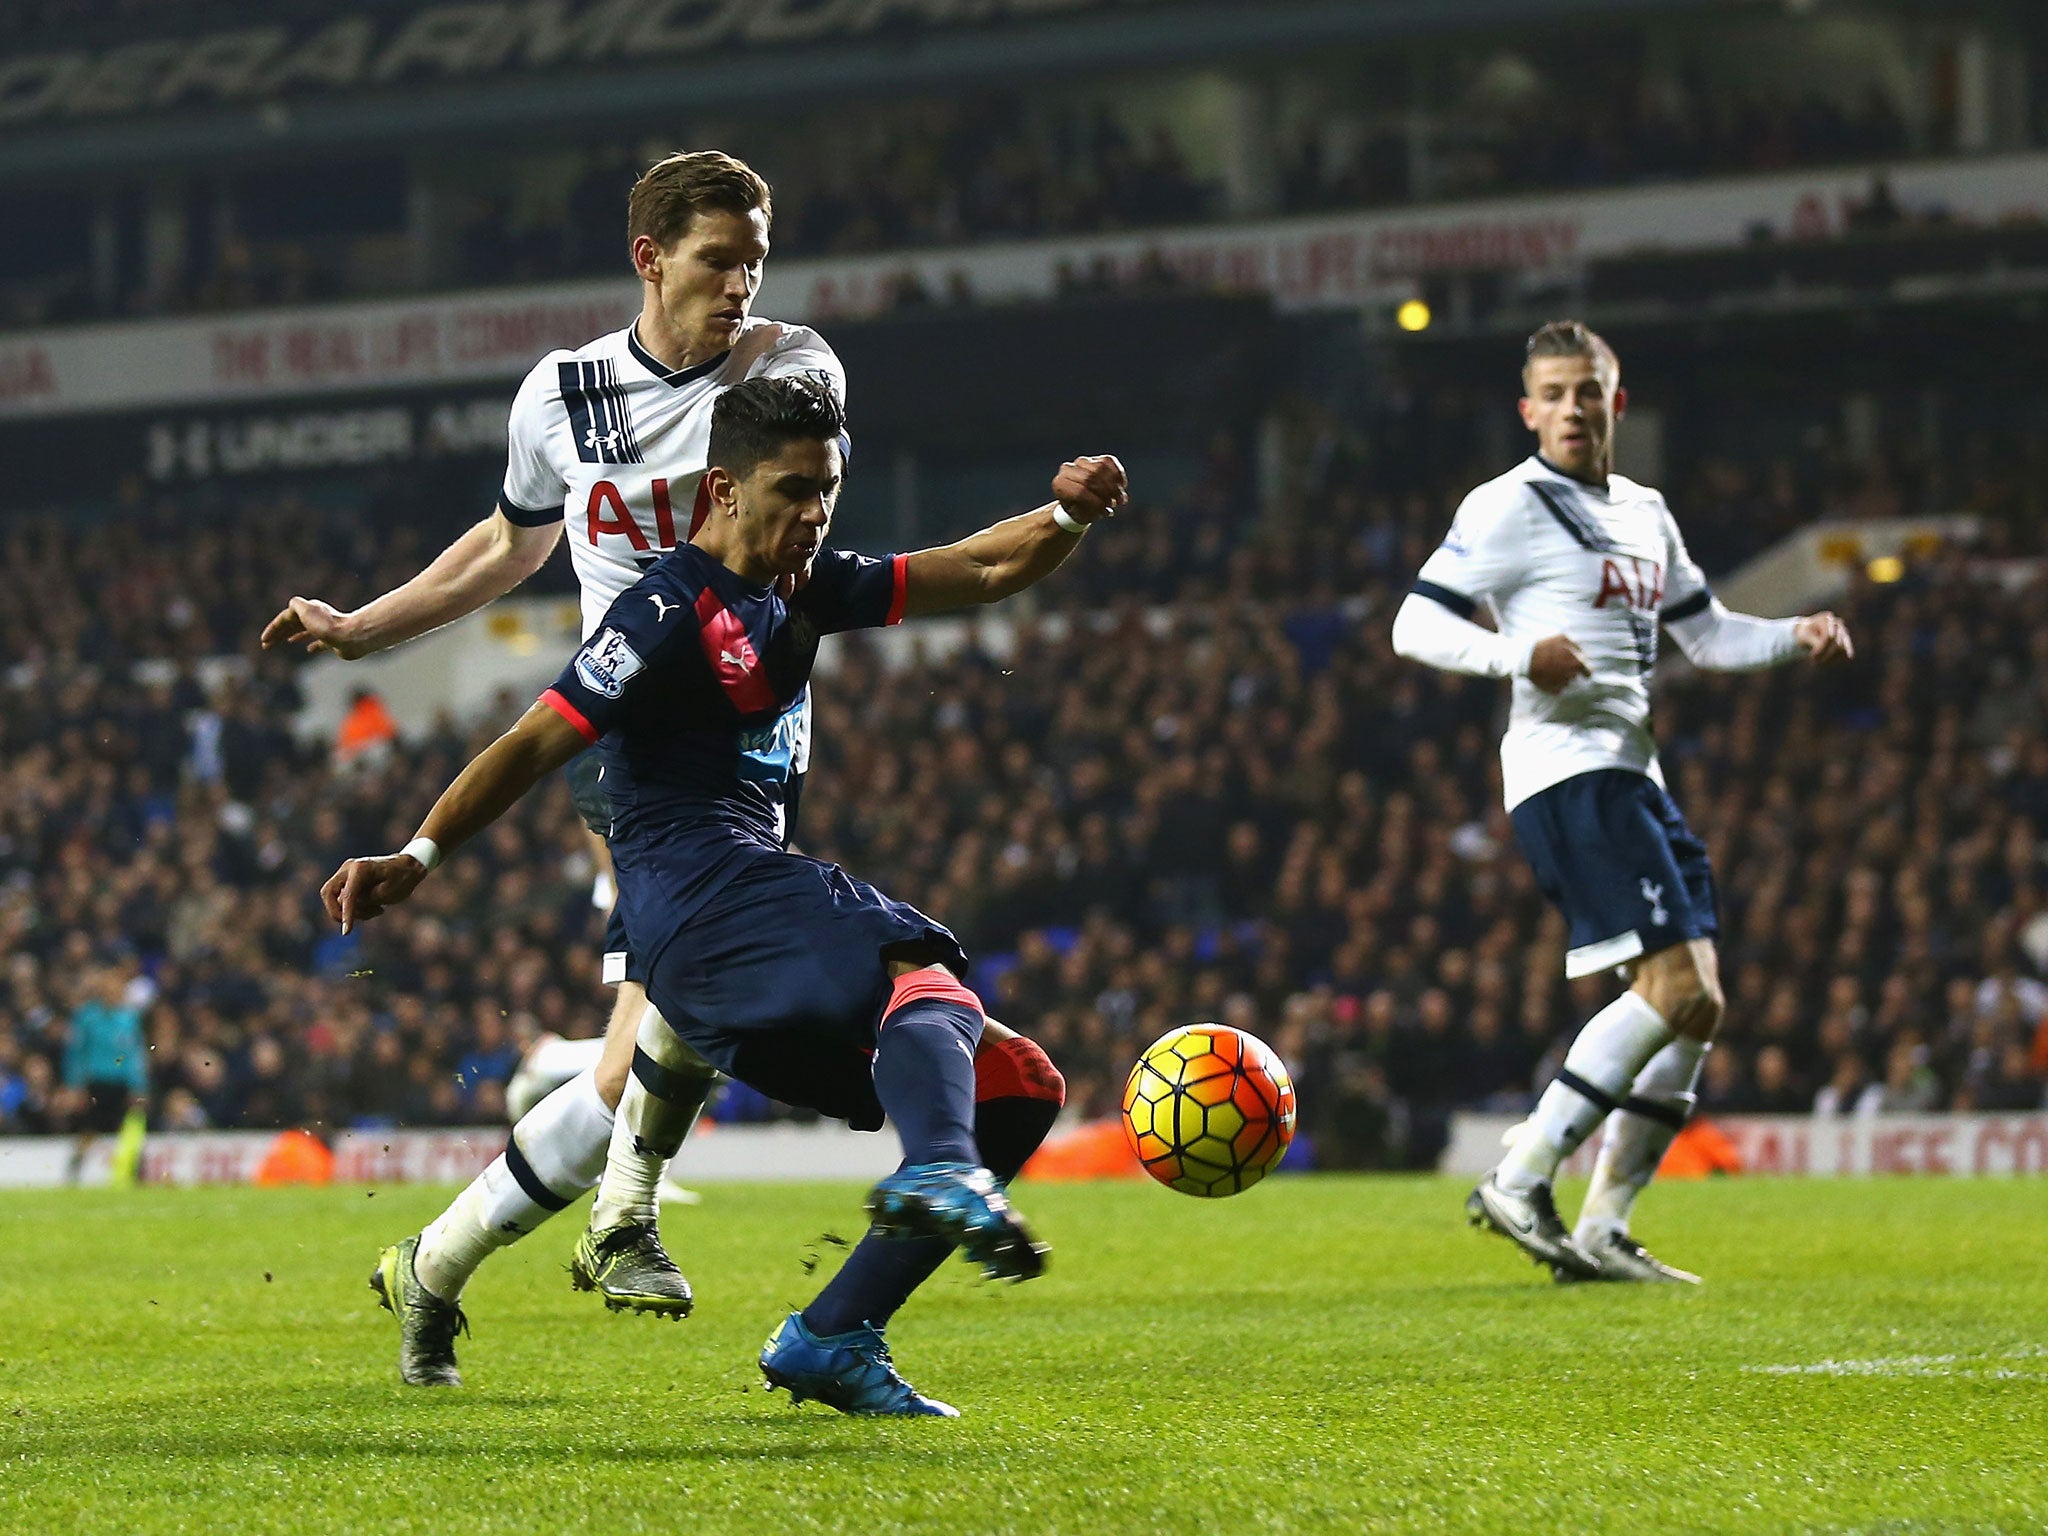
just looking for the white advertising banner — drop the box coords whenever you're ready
[2,150,2042,420]
[1442,1111,2048,1179]
[0,1121,903,1189]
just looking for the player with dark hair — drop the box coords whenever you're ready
[263,151,863,1383]
[1393,320,1852,1282]
[322,374,1128,1415]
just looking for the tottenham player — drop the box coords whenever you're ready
[1392,321,1851,1283]
[324,377,1125,1415]
[263,152,838,1380]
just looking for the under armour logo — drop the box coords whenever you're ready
[720,648,751,672]
[584,425,620,454]
[648,593,677,621]
[1640,878,1668,926]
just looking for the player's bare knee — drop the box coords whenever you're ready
[1633,949,1720,1038]
[593,1033,635,1108]
[1670,984,1723,1040]
[592,1053,629,1110]
[1646,978,1721,1039]
[591,986,644,1108]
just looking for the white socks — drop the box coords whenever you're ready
[1498,990,1672,1193]
[505,1034,608,1121]
[413,1173,519,1302]
[588,1007,717,1235]
[526,1034,606,1089]
[413,1069,615,1301]
[1578,1035,1708,1241]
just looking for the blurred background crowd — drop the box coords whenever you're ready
[4,420,2045,1162]
[3,0,2046,1166]
[0,9,2030,328]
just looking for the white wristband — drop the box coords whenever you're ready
[1051,504,1089,535]
[400,836,442,872]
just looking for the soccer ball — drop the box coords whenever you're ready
[1121,1024,1296,1197]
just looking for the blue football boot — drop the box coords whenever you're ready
[863,1160,1049,1282]
[759,1312,958,1417]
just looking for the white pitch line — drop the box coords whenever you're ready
[1743,1345,2048,1380]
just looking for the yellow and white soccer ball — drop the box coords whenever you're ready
[1121,1024,1297,1197]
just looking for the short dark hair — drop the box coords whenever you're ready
[627,150,772,251]
[708,375,846,479]
[1524,319,1619,384]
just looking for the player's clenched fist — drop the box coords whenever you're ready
[1793,611,1853,664]
[1052,454,1128,526]
[1526,633,1591,694]
[321,853,431,935]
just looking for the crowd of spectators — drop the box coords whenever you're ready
[0,650,600,1135]
[3,411,2047,1162]
[0,39,1999,331]
[0,494,467,673]
[1280,73,1915,215]
[797,504,2048,1164]
[1450,73,1911,203]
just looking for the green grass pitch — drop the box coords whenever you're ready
[4,1176,2046,1534]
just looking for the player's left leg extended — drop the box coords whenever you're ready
[1569,938,1720,1284]
[810,1021,1063,1327]
[372,1065,611,1387]
[762,1020,1066,1417]
[374,977,664,1385]
[404,980,639,1299]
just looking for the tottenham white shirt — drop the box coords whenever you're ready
[1411,455,1719,811]
[500,316,846,639]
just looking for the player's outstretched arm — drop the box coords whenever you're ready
[1663,599,1853,671]
[900,455,1127,617]
[319,701,586,933]
[262,507,562,660]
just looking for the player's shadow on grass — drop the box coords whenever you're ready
[26,1387,949,1465]
[25,1421,896,1464]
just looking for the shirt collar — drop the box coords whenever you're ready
[684,540,774,602]
[1533,452,1610,495]
[627,324,731,389]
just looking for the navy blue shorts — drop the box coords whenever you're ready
[1509,769,1717,979]
[636,845,968,1131]
[565,748,613,835]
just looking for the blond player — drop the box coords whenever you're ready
[1392,321,1852,1282]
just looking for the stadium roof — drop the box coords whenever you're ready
[0,0,1755,182]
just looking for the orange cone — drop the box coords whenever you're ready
[1020,1118,1146,1182]
[255,1129,335,1186]
[1656,1117,1741,1178]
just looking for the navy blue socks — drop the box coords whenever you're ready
[804,1031,1065,1338]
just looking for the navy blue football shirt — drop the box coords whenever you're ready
[540,541,906,939]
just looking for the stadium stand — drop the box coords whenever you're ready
[4,424,2043,1161]
[0,9,2021,326]
[2,0,2045,1168]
